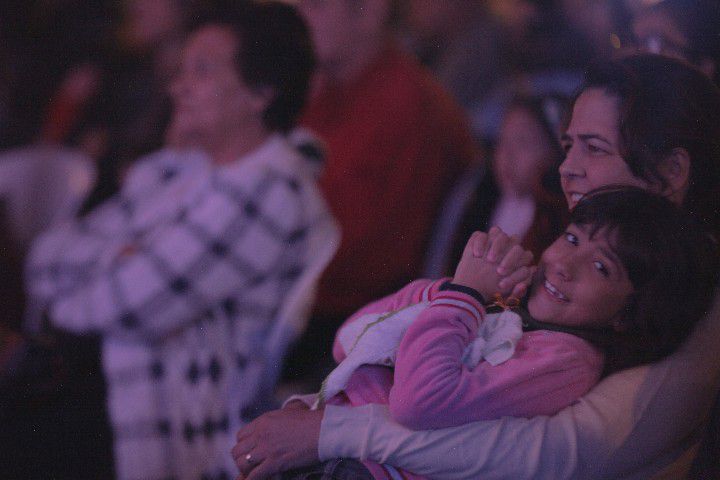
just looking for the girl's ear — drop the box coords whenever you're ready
[658,148,691,203]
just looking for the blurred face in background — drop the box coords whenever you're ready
[298,0,389,79]
[632,7,689,62]
[168,25,267,147]
[298,0,362,71]
[120,0,183,52]
[494,106,554,197]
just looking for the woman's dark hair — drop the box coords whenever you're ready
[190,1,315,133]
[570,186,719,373]
[578,54,720,239]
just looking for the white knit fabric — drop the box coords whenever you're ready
[26,135,337,480]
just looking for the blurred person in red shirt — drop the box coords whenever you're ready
[285,0,479,384]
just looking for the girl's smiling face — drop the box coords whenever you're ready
[558,88,649,208]
[527,223,634,330]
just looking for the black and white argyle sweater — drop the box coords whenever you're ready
[26,135,337,480]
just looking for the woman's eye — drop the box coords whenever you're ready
[193,60,214,75]
[565,232,578,245]
[587,144,607,154]
[593,261,610,277]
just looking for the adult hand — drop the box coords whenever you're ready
[232,407,324,480]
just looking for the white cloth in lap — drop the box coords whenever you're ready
[314,303,523,407]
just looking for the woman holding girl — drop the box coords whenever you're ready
[234,53,720,480]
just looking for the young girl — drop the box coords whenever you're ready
[236,187,716,479]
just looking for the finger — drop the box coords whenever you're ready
[520,250,534,268]
[232,436,255,461]
[496,245,529,275]
[499,265,537,291]
[237,454,262,477]
[498,266,531,292]
[246,458,281,480]
[511,267,536,299]
[471,232,488,258]
[236,424,255,441]
[231,443,246,463]
[486,232,514,263]
[510,281,528,299]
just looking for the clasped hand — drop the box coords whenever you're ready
[452,226,535,302]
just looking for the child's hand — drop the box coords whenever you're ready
[453,227,534,300]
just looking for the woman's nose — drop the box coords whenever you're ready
[559,146,584,179]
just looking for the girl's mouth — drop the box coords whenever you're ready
[544,279,569,302]
[568,192,584,205]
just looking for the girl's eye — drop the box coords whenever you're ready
[564,232,578,245]
[593,260,610,277]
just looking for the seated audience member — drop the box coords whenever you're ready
[25,3,336,479]
[232,54,720,480]
[238,187,717,479]
[434,95,569,277]
[633,0,720,85]
[286,0,479,381]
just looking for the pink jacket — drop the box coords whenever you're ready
[332,278,604,430]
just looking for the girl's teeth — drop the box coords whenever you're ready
[544,280,568,301]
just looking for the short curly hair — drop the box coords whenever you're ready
[189,1,315,133]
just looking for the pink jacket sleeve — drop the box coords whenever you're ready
[332,278,447,363]
[389,290,604,430]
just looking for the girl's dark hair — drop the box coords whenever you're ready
[570,186,719,373]
[579,54,720,239]
[190,1,315,133]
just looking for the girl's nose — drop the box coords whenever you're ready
[551,253,574,281]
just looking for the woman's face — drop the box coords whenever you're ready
[494,106,553,197]
[559,88,649,208]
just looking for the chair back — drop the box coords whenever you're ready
[257,215,340,406]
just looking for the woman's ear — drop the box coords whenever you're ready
[658,147,691,203]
